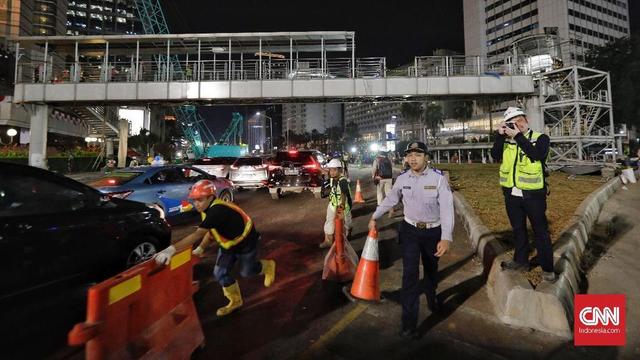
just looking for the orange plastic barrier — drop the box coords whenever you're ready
[68,249,204,359]
[322,216,359,282]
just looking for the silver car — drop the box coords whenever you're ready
[192,157,237,178]
[229,157,269,189]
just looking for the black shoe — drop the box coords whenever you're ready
[500,260,529,271]
[427,297,442,314]
[400,328,418,339]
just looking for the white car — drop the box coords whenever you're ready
[229,157,269,189]
[192,157,237,178]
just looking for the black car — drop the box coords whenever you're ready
[267,150,327,199]
[0,162,171,357]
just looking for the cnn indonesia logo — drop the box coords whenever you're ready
[574,294,625,346]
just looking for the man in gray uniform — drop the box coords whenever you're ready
[369,141,454,339]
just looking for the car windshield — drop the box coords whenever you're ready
[194,157,236,165]
[275,151,314,164]
[235,157,263,166]
[89,171,143,187]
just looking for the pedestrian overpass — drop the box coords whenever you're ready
[11,31,536,168]
[13,32,534,105]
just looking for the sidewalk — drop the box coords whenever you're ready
[584,181,640,358]
[269,170,639,360]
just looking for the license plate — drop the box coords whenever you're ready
[285,169,298,176]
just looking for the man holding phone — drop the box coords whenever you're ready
[490,107,555,282]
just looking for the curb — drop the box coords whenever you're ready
[455,177,622,338]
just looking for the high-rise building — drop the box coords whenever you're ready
[1,0,34,39]
[33,0,67,35]
[464,0,630,64]
[344,102,402,141]
[66,0,141,36]
[282,103,343,136]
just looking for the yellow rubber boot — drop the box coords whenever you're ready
[260,259,276,287]
[216,282,243,317]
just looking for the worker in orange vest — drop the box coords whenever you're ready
[155,179,276,316]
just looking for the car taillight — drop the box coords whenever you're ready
[303,162,319,169]
[107,190,133,199]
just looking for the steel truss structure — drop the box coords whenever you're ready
[538,66,615,163]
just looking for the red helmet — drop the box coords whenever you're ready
[188,179,217,199]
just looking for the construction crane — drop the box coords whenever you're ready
[217,112,244,145]
[133,0,215,158]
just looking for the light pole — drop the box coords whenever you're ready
[6,128,17,144]
[256,111,273,152]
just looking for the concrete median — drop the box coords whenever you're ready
[455,176,622,337]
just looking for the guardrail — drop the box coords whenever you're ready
[16,55,531,84]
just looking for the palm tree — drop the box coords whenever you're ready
[423,102,444,144]
[454,101,474,143]
[401,102,424,140]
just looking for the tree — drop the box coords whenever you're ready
[586,35,640,127]
[453,101,473,143]
[423,102,444,143]
[128,129,159,156]
[401,102,423,139]
[345,121,360,142]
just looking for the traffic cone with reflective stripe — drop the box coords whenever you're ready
[322,216,358,282]
[349,228,380,301]
[353,179,365,203]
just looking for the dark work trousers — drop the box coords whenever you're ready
[399,221,441,331]
[503,191,554,272]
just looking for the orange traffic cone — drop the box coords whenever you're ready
[353,179,365,203]
[322,216,359,282]
[349,228,381,301]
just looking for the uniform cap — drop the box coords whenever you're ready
[404,141,428,155]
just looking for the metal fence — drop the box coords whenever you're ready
[16,55,530,84]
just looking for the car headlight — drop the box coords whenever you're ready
[147,203,165,219]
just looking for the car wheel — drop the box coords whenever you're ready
[126,237,159,268]
[219,189,233,202]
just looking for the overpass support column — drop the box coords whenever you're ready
[28,104,49,169]
[118,119,129,168]
[525,96,544,133]
[106,139,114,158]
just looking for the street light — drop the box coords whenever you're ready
[6,128,17,144]
[256,111,273,151]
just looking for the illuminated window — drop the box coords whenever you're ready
[77,11,86,17]
[116,17,126,23]
[90,5,103,11]
[67,10,75,16]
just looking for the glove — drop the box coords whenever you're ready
[192,246,205,257]
[155,245,176,265]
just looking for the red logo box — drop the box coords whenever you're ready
[574,294,626,346]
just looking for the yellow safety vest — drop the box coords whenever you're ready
[329,176,351,213]
[200,199,253,250]
[499,131,546,190]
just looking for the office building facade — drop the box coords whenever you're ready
[464,0,630,64]
[282,103,343,136]
[66,0,141,36]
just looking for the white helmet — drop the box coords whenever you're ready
[326,158,343,168]
[503,107,526,122]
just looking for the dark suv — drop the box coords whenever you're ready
[0,162,171,358]
[267,150,327,199]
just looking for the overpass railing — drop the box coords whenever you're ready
[16,55,529,84]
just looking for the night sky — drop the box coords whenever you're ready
[158,0,638,138]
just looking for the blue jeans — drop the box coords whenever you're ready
[213,241,262,287]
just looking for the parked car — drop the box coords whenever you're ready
[0,161,171,357]
[229,156,270,189]
[192,157,237,178]
[267,150,327,199]
[88,165,234,218]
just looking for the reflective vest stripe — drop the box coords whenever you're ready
[200,199,253,250]
[517,176,542,183]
